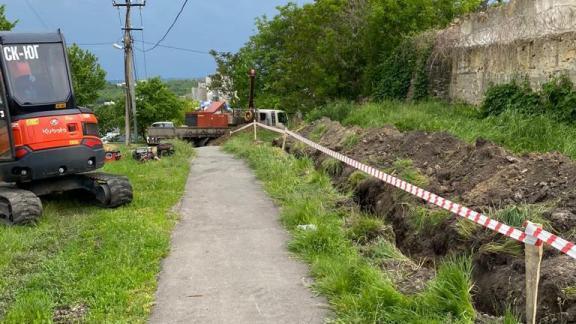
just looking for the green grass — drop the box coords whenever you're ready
[342,132,360,149]
[346,214,390,245]
[409,206,452,234]
[0,141,194,323]
[309,100,576,159]
[389,159,429,187]
[491,205,551,230]
[224,132,476,323]
[321,158,343,176]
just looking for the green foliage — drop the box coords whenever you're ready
[307,100,355,122]
[481,79,541,117]
[164,79,198,97]
[309,123,327,141]
[223,133,476,322]
[409,206,452,233]
[492,205,550,230]
[0,5,16,31]
[67,44,107,106]
[391,159,429,187]
[321,158,343,176]
[212,0,482,113]
[372,35,434,101]
[346,215,388,245]
[364,238,408,262]
[0,141,194,322]
[347,170,368,189]
[479,240,522,257]
[135,77,187,136]
[327,100,576,160]
[482,75,576,124]
[342,132,360,149]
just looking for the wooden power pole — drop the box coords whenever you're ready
[113,0,144,145]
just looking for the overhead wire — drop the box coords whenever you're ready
[143,0,190,52]
[24,0,50,29]
[138,6,149,78]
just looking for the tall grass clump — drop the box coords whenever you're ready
[224,132,476,323]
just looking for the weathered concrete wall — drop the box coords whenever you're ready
[435,0,576,104]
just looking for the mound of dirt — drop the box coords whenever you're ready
[281,117,576,322]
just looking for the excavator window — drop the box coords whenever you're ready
[2,43,71,110]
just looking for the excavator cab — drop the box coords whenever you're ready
[0,32,132,225]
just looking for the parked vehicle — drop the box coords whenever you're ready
[147,101,288,146]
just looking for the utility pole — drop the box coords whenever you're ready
[113,0,144,145]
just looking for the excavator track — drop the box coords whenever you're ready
[0,187,42,225]
[85,173,133,208]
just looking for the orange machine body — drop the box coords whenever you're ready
[12,112,100,152]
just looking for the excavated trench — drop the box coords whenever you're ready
[277,118,576,323]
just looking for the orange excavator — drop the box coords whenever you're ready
[0,31,133,225]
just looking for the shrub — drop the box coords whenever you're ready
[481,79,540,117]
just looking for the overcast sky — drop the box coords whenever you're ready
[2,0,310,80]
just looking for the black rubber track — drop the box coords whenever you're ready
[0,188,42,225]
[87,173,133,208]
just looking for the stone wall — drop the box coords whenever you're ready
[434,0,576,104]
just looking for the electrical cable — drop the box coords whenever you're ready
[24,0,50,29]
[138,6,149,78]
[143,0,190,52]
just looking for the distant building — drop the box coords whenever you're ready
[191,76,231,102]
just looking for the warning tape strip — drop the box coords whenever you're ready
[252,122,576,260]
[229,122,254,135]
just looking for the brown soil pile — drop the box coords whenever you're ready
[281,117,576,323]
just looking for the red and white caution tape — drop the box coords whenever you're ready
[250,122,576,260]
[229,122,255,135]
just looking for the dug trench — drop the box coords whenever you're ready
[272,118,576,323]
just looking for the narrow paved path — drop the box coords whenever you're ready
[150,146,327,324]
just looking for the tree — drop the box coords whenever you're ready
[0,5,16,31]
[67,44,107,106]
[135,77,186,137]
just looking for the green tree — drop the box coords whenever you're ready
[0,5,17,31]
[135,77,186,137]
[67,44,107,106]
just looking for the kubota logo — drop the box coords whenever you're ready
[50,119,59,126]
[42,128,67,135]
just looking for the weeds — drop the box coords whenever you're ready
[365,238,408,262]
[224,132,476,323]
[308,100,576,160]
[492,205,551,230]
[347,170,368,189]
[346,215,389,245]
[409,206,452,233]
[391,159,429,187]
[479,240,523,257]
[310,123,328,141]
[0,141,194,322]
[341,132,360,149]
[321,158,343,176]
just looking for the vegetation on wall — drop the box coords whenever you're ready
[482,75,576,124]
[210,0,483,113]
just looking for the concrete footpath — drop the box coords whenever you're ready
[150,146,327,324]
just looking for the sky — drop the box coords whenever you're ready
[2,0,311,81]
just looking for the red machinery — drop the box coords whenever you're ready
[0,31,133,225]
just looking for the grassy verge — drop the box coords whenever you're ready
[0,141,194,323]
[309,100,576,159]
[224,132,475,323]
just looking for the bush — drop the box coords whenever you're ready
[307,101,355,123]
[481,79,540,117]
[482,74,576,124]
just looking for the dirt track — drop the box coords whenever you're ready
[150,146,327,323]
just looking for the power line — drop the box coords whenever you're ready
[24,0,50,29]
[138,7,149,78]
[74,40,216,55]
[144,0,190,52]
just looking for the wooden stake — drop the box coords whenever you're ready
[281,126,288,151]
[525,222,543,324]
[253,120,257,141]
